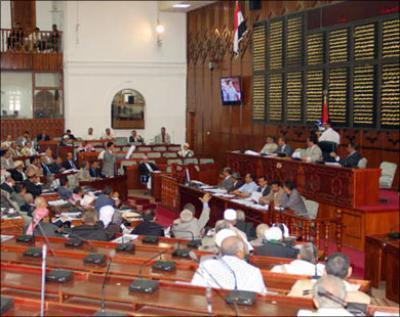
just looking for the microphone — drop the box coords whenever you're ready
[63,231,106,265]
[93,250,125,317]
[115,233,135,253]
[311,242,320,280]
[129,250,166,293]
[40,244,47,317]
[171,226,202,249]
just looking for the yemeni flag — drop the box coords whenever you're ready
[322,90,329,125]
[233,0,247,55]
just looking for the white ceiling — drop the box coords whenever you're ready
[158,1,216,12]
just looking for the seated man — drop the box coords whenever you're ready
[138,156,159,185]
[58,176,73,200]
[228,172,243,193]
[250,224,270,247]
[154,127,171,144]
[131,209,164,236]
[330,142,362,168]
[319,121,340,145]
[1,149,15,170]
[50,156,65,174]
[89,161,103,178]
[191,236,267,295]
[86,127,96,140]
[177,143,194,158]
[128,130,144,144]
[289,252,371,305]
[256,175,271,197]
[1,172,16,194]
[231,173,259,198]
[301,136,323,163]
[271,243,325,276]
[260,136,278,155]
[27,156,43,177]
[275,136,293,157]
[218,167,234,192]
[278,180,307,216]
[297,275,351,317]
[66,208,111,241]
[23,170,42,198]
[62,152,78,170]
[101,128,115,139]
[224,209,256,241]
[255,227,298,259]
[10,160,27,182]
[259,180,286,206]
[171,193,211,240]
[36,130,50,143]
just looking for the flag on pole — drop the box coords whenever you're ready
[233,1,247,55]
[322,90,329,125]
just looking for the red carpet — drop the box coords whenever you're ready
[155,204,366,278]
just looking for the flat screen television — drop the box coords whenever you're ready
[220,77,242,105]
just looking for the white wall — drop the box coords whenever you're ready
[36,0,53,31]
[1,0,11,29]
[63,1,187,143]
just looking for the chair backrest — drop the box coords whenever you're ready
[153,146,167,151]
[122,146,131,152]
[131,153,145,159]
[163,152,177,158]
[115,137,128,146]
[115,153,126,159]
[379,161,398,188]
[120,161,137,167]
[137,146,151,152]
[169,146,181,151]
[147,152,161,158]
[183,158,199,165]
[90,142,103,146]
[357,157,368,169]
[301,196,319,220]
[293,148,305,158]
[199,158,214,164]
[167,158,183,165]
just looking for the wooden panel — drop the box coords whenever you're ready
[0,118,64,139]
[32,53,63,72]
[0,52,32,70]
[11,0,35,33]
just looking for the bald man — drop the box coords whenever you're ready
[191,236,267,295]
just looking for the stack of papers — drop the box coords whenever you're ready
[48,199,69,207]
[112,234,138,244]
[244,150,261,156]
[204,188,227,194]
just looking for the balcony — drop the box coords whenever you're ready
[0,28,63,71]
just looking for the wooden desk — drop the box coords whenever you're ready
[0,217,24,236]
[365,234,400,299]
[227,152,380,209]
[79,175,127,201]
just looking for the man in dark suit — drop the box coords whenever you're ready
[0,173,15,194]
[228,172,243,193]
[10,160,26,182]
[330,142,363,168]
[275,136,293,157]
[218,167,235,192]
[131,209,164,236]
[24,171,42,198]
[62,152,78,170]
[257,176,271,197]
[255,227,298,259]
[36,131,50,143]
[280,180,307,216]
[138,156,159,184]
[89,161,103,178]
[128,130,144,144]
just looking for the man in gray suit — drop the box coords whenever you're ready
[101,142,116,177]
[218,167,234,192]
[278,180,307,216]
[275,137,293,157]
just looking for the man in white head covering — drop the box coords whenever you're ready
[171,193,211,240]
[178,143,194,158]
[255,226,298,259]
[222,210,254,252]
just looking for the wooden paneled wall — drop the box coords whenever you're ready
[0,118,64,140]
[186,0,400,189]
[1,52,63,71]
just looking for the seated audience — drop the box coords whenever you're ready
[191,236,267,295]
[278,181,307,216]
[231,173,259,198]
[62,152,78,170]
[330,142,363,168]
[86,127,96,140]
[154,127,171,144]
[259,180,286,206]
[178,143,194,158]
[66,208,111,241]
[100,142,116,177]
[131,209,165,236]
[256,175,271,197]
[301,136,323,163]
[94,186,115,212]
[260,136,278,155]
[16,131,30,147]
[101,128,115,139]
[63,129,77,140]
[36,130,50,143]
[224,209,256,241]
[1,135,13,148]
[10,160,27,182]
[89,161,103,178]
[297,275,351,317]
[289,252,371,304]
[250,224,270,247]
[58,176,73,200]
[319,122,340,145]
[228,172,243,193]
[218,167,234,192]
[128,130,144,144]
[40,156,53,176]
[275,136,293,156]
[1,149,15,170]
[255,226,298,259]
[50,156,65,174]
[138,156,159,184]
[77,161,93,181]
[23,170,42,198]
[8,142,21,157]
[200,219,233,252]
[271,243,325,276]
[27,156,43,177]
[1,172,15,194]
[42,148,54,165]
[171,193,211,240]
[12,183,33,214]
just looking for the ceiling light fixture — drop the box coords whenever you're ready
[172,3,191,9]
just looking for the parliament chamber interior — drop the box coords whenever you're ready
[0,0,399,316]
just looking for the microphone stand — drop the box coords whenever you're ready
[40,244,47,317]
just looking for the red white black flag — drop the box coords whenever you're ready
[233,1,247,55]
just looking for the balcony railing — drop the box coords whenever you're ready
[1,28,62,53]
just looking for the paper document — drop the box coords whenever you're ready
[244,150,261,156]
